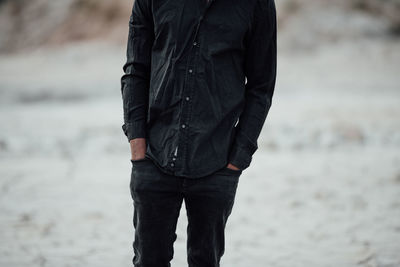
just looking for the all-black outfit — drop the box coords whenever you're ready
[120,0,276,265]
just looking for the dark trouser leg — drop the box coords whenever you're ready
[129,158,184,267]
[184,167,241,267]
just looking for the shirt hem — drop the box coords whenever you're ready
[145,151,230,179]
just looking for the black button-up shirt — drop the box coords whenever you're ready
[121,0,277,178]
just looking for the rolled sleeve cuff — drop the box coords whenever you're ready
[228,144,256,171]
[122,121,147,142]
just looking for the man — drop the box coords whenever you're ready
[120,0,276,266]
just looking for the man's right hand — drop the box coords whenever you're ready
[130,138,147,161]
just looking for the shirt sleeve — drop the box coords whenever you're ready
[121,0,154,142]
[228,0,277,170]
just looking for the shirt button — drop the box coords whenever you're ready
[193,41,198,46]
[170,162,175,167]
[188,69,193,73]
[181,124,186,129]
[172,157,176,161]
[185,96,190,101]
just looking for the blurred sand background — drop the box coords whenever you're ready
[0,0,400,266]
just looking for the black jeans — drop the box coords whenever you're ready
[129,155,242,267]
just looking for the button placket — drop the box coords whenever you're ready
[172,1,214,174]
[177,30,200,172]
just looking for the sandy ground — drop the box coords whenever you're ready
[0,38,400,267]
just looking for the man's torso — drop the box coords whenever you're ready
[145,0,258,178]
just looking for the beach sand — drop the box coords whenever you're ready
[0,36,399,267]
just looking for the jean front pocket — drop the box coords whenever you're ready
[130,156,153,199]
[130,157,148,163]
[215,165,243,177]
[130,154,152,164]
[224,166,242,175]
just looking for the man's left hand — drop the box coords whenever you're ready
[226,163,240,171]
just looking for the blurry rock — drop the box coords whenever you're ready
[19,212,32,223]
[332,122,365,144]
[262,140,279,151]
[394,172,400,183]
[0,139,7,151]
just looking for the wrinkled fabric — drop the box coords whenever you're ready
[121,0,277,178]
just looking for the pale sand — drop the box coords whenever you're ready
[0,38,399,266]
